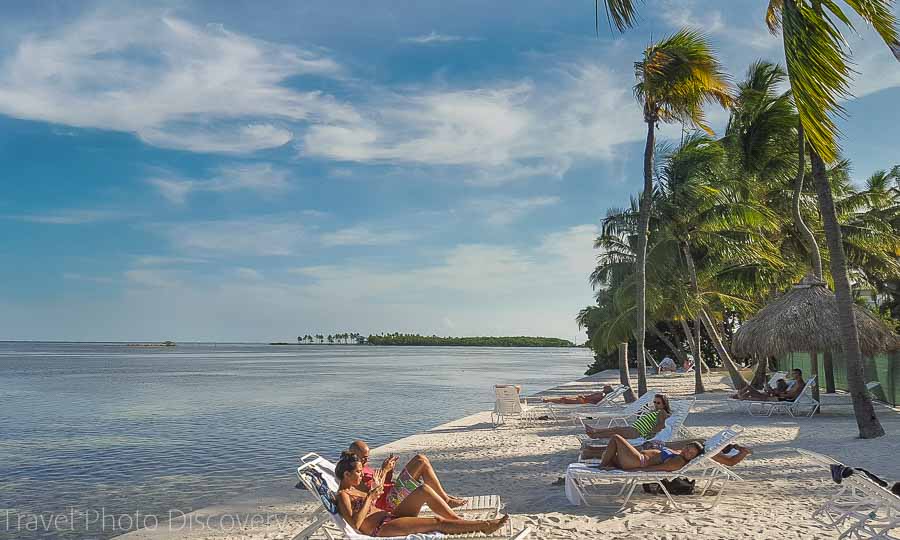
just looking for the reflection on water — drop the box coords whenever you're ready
[0,342,590,539]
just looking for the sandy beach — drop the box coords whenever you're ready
[118,370,900,540]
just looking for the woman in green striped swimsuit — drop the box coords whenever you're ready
[584,393,671,441]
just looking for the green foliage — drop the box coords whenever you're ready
[365,334,575,347]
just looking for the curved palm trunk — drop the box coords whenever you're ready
[633,120,654,397]
[810,149,884,438]
[648,325,689,366]
[751,356,768,388]
[618,342,636,403]
[699,308,749,390]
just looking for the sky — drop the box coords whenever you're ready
[1,0,898,342]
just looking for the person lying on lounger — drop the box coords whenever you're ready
[595,434,704,471]
[732,368,805,401]
[335,451,508,537]
[347,440,468,512]
[582,393,671,441]
[541,384,616,405]
[582,437,752,466]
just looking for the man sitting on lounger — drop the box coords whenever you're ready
[347,440,468,512]
[541,384,616,405]
[733,368,805,401]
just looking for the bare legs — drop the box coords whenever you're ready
[392,484,460,519]
[584,425,640,440]
[732,386,774,401]
[403,454,467,508]
[376,515,509,537]
[600,435,645,470]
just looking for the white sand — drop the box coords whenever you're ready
[119,370,900,539]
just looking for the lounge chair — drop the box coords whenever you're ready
[747,376,819,417]
[726,371,787,411]
[543,385,629,425]
[577,398,696,457]
[492,385,547,427]
[797,448,900,538]
[299,453,502,518]
[295,455,531,540]
[577,389,661,429]
[565,425,745,511]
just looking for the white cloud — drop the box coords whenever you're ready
[468,195,561,226]
[125,269,182,288]
[154,217,308,256]
[235,267,263,280]
[9,209,133,224]
[658,1,778,51]
[63,272,116,284]
[134,256,206,266]
[303,64,645,184]
[0,10,355,154]
[404,32,476,44]
[149,163,292,204]
[320,225,416,246]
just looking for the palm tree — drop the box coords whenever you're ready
[596,0,898,438]
[631,29,732,396]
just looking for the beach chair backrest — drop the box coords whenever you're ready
[673,425,743,475]
[648,398,694,442]
[494,385,524,415]
[624,389,661,416]
[298,460,372,539]
[603,385,628,405]
[767,371,787,389]
[795,376,817,404]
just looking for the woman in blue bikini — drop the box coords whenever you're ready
[599,434,704,471]
[334,452,508,537]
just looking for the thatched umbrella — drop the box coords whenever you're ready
[733,275,899,406]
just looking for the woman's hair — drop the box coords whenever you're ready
[654,393,672,414]
[685,441,705,460]
[335,451,361,481]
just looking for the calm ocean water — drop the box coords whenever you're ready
[0,342,591,539]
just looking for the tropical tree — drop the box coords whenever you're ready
[595,0,899,438]
[630,29,732,396]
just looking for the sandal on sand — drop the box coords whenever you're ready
[551,476,566,486]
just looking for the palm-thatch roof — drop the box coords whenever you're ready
[732,275,900,358]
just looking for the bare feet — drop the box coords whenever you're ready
[447,496,467,508]
[481,515,509,535]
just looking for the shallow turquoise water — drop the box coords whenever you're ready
[0,342,590,539]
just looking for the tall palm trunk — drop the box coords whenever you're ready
[792,124,824,279]
[633,119,654,397]
[680,241,706,394]
[823,350,836,393]
[810,149,884,438]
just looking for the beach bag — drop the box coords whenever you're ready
[642,477,695,495]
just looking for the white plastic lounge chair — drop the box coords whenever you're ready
[726,371,787,411]
[748,376,819,417]
[299,453,502,518]
[545,385,629,424]
[565,425,745,511]
[296,456,531,540]
[576,388,662,428]
[577,398,696,457]
[492,385,546,426]
[797,448,900,538]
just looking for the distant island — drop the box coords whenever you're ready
[284,333,574,347]
[126,341,176,347]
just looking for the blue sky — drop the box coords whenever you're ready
[1,0,898,342]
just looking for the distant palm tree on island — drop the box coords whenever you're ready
[286,332,574,347]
